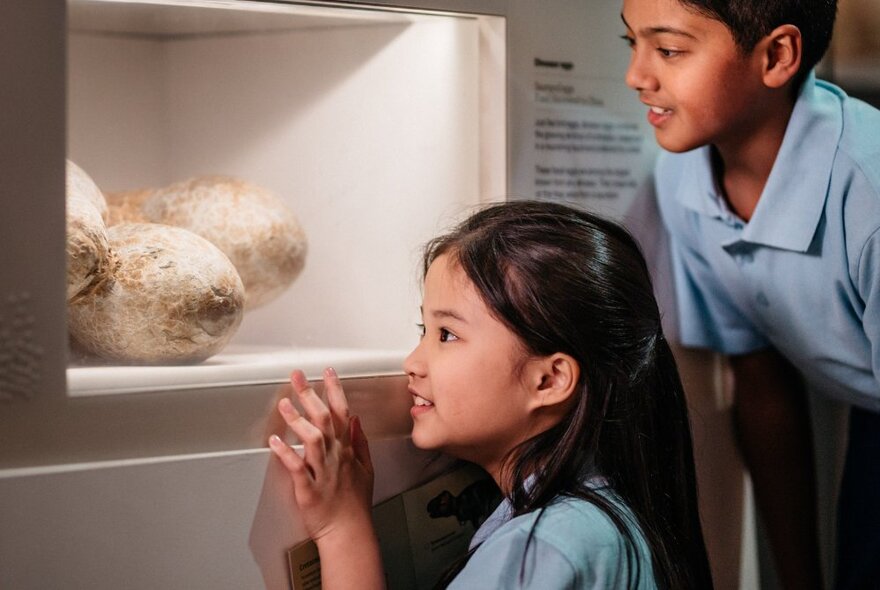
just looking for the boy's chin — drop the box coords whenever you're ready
[655,131,704,154]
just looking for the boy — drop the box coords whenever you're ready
[621,0,880,588]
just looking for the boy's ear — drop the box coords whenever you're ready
[761,24,802,89]
[528,353,580,412]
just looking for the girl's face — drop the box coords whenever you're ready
[404,254,541,477]
[621,0,769,154]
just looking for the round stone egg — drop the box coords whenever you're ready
[66,160,116,302]
[142,176,308,309]
[68,223,245,364]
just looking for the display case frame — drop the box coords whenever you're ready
[1,0,508,468]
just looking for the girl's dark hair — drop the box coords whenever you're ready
[425,200,712,589]
[679,0,837,86]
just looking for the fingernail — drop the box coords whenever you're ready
[291,370,308,390]
[326,367,337,379]
[268,434,283,448]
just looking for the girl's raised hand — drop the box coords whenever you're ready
[268,368,375,543]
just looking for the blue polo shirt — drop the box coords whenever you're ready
[655,73,880,411]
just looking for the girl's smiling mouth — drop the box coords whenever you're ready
[411,392,434,417]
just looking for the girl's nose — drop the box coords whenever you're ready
[403,339,426,378]
[624,48,658,93]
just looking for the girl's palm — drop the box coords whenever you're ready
[269,368,374,541]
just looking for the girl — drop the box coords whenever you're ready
[268,200,713,589]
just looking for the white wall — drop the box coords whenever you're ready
[68,10,488,353]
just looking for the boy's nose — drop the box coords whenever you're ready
[625,51,658,92]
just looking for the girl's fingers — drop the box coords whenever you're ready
[323,367,351,447]
[290,370,336,442]
[268,435,318,505]
[350,415,373,475]
[268,434,311,482]
[278,397,327,477]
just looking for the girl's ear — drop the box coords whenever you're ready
[528,353,580,412]
[761,24,802,89]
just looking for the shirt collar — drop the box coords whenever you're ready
[468,474,612,549]
[675,148,737,223]
[673,71,844,252]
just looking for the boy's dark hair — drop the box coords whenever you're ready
[425,200,713,589]
[680,0,837,84]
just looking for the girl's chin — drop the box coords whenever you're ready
[410,428,444,453]
[410,432,434,451]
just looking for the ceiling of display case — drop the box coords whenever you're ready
[69,0,421,39]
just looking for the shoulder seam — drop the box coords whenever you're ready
[856,225,880,293]
[836,125,880,198]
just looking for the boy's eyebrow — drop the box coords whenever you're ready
[620,13,698,39]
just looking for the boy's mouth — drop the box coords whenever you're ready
[646,104,673,127]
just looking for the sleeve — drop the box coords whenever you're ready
[623,175,681,343]
[857,227,880,390]
[654,153,769,354]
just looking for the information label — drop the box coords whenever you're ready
[515,63,654,220]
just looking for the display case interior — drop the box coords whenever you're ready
[66,0,506,396]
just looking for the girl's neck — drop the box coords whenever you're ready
[486,460,516,497]
[486,455,538,497]
[712,95,796,222]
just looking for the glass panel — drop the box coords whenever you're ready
[66,0,504,394]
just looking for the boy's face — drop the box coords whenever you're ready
[622,0,768,153]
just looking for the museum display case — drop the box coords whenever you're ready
[0,2,757,588]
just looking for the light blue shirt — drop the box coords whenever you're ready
[655,73,880,411]
[447,490,656,589]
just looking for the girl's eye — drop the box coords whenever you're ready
[416,323,426,338]
[439,328,458,343]
[658,47,682,58]
[620,34,635,48]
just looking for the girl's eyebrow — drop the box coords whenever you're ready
[431,309,468,323]
[620,13,698,39]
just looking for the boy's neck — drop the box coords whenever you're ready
[710,96,797,222]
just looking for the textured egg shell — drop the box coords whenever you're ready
[68,223,245,364]
[143,176,308,309]
[66,159,108,223]
[106,188,153,226]
[66,170,115,302]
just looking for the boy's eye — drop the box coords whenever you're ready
[439,328,458,343]
[620,34,635,48]
[658,47,682,58]
[416,323,426,338]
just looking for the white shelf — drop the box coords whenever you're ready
[68,0,419,39]
[67,345,408,396]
